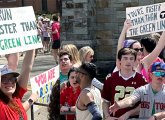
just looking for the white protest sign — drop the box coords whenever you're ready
[0,6,43,55]
[30,65,59,109]
[126,2,165,37]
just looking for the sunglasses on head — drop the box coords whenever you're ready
[1,77,17,84]
[133,48,143,52]
[152,71,165,77]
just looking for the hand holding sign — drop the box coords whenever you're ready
[126,2,165,37]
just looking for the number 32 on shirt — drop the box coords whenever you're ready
[114,86,135,101]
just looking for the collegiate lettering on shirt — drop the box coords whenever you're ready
[141,101,165,110]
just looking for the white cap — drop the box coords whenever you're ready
[0,65,19,77]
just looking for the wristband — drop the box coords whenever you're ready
[68,107,71,112]
[28,98,34,106]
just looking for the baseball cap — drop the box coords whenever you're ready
[151,62,165,72]
[0,65,19,77]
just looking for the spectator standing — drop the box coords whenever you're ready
[0,50,35,120]
[48,79,60,120]
[75,63,103,120]
[79,46,94,63]
[60,67,81,120]
[59,50,73,87]
[102,48,147,119]
[62,44,81,67]
[51,14,60,64]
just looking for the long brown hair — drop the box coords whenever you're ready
[0,83,20,104]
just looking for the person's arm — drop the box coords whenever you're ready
[118,105,140,120]
[109,96,137,116]
[116,19,132,69]
[142,31,165,71]
[22,92,39,111]
[7,53,19,71]
[102,99,111,119]
[117,19,132,53]
[17,50,35,89]
[81,90,102,120]
[92,78,103,90]
[148,111,165,120]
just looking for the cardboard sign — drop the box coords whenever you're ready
[126,2,165,37]
[0,6,43,55]
[30,66,59,106]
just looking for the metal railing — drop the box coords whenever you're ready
[30,103,148,120]
[30,102,49,120]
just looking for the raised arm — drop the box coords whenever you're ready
[116,19,132,69]
[6,53,19,71]
[141,31,165,71]
[17,50,35,89]
[117,19,132,53]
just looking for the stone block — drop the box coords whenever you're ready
[116,11,126,18]
[73,27,88,34]
[115,0,132,3]
[139,0,154,6]
[62,9,74,16]
[96,39,116,46]
[95,30,112,39]
[96,14,109,23]
[73,0,87,3]
[96,0,109,8]
[75,3,83,8]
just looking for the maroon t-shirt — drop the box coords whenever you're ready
[102,71,147,117]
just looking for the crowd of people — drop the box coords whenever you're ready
[0,10,165,120]
[51,19,165,120]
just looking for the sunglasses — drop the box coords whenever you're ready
[153,71,165,77]
[1,77,17,84]
[133,48,143,52]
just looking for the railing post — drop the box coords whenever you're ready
[31,105,34,120]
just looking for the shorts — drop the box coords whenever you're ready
[52,40,60,49]
[43,37,50,42]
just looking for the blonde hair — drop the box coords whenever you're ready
[79,46,94,63]
[62,44,81,66]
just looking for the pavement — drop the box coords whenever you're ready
[0,51,56,120]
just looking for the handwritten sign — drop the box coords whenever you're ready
[30,65,59,105]
[0,6,43,55]
[126,2,165,37]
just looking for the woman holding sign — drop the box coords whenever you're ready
[0,50,37,120]
[115,19,165,82]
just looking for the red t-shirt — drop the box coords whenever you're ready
[102,71,147,117]
[0,87,27,120]
[60,86,80,120]
[51,21,60,41]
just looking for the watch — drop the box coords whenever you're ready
[28,98,34,106]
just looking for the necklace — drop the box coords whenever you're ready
[8,100,24,120]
